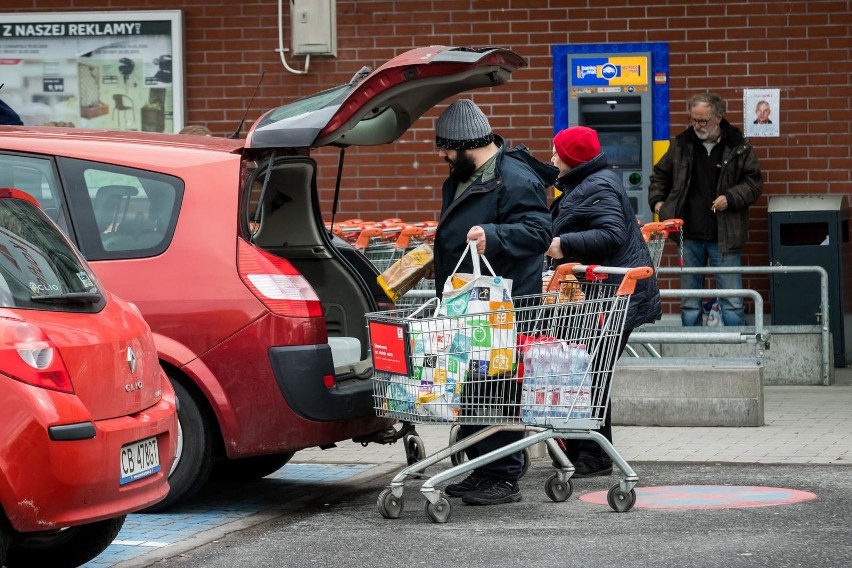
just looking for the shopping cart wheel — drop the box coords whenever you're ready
[607,485,637,513]
[405,434,426,465]
[424,493,452,524]
[377,488,404,519]
[544,473,573,502]
[448,424,466,466]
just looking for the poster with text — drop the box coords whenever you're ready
[743,88,779,138]
[0,11,183,132]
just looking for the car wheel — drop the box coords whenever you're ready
[211,452,295,482]
[140,378,213,512]
[4,516,125,568]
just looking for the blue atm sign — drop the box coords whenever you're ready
[572,56,649,87]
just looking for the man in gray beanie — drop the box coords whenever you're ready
[432,99,552,506]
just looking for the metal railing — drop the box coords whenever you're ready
[638,265,831,386]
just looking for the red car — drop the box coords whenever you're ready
[0,188,177,567]
[0,45,526,510]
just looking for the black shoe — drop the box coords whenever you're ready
[571,461,613,478]
[461,478,522,505]
[445,471,488,497]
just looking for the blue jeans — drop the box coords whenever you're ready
[680,239,744,327]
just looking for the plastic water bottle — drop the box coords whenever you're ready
[546,342,570,420]
[520,345,538,423]
[569,344,592,418]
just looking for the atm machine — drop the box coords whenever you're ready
[566,52,654,222]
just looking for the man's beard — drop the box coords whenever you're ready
[694,124,721,142]
[446,150,477,182]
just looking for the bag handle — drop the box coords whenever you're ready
[450,240,498,279]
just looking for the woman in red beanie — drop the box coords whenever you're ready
[547,126,662,477]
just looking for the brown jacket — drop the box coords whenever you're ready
[648,119,763,253]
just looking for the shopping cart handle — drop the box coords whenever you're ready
[549,263,653,295]
[354,226,383,249]
[661,218,684,232]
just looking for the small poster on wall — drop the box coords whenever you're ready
[0,11,183,132]
[743,88,779,138]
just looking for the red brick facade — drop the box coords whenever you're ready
[6,0,852,308]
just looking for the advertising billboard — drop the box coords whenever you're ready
[0,11,183,132]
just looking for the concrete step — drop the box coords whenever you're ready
[612,357,764,427]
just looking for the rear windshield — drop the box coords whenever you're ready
[0,198,103,312]
[254,84,351,130]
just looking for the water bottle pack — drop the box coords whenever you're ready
[519,337,592,423]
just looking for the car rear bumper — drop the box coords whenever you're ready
[269,344,375,421]
[2,395,177,532]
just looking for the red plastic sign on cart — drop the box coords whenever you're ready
[369,320,410,375]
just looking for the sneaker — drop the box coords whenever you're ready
[461,478,522,505]
[571,461,613,478]
[445,471,488,497]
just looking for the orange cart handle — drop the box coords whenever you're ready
[354,226,383,249]
[548,263,653,296]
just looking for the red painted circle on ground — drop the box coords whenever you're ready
[579,485,817,509]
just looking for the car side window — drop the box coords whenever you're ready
[0,154,70,231]
[57,158,183,261]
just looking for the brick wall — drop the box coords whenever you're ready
[6,0,852,311]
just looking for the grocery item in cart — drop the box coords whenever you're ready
[377,242,434,302]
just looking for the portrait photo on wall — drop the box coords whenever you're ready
[743,88,779,138]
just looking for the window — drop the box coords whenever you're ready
[0,154,68,229]
[0,197,103,312]
[58,158,183,260]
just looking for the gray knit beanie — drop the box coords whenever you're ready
[435,99,494,150]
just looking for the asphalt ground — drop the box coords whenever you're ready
[81,371,852,568]
[118,460,852,568]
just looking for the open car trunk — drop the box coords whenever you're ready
[240,45,528,377]
[244,156,383,373]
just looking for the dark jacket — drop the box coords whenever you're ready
[434,137,552,299]
[648,119,763,253]
[0,99,22,126]
[550,153,662,330]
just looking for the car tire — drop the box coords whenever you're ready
[4,516,125,568]
[140,378,213,512]
[211,452,295,482]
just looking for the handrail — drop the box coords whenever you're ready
[656,265,831,386]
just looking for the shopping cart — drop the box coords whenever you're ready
[366,262,653,522]
[641,217,684,270]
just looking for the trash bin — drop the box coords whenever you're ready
[768,195,851,367]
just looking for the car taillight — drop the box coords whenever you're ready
[0,317,73,393]
[237,239,323,318]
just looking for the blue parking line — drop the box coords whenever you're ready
[82,463,374,567]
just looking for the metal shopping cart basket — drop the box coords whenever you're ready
[365,262,653,522]
[641,217,684,270]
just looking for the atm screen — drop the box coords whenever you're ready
[598,131,642,168]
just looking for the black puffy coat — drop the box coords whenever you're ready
[550,153,662,330]
[434,138,553,299]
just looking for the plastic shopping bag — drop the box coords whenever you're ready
[438,241,515,376]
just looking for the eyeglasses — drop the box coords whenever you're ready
[689,116,714,127]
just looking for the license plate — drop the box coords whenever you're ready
[120,436,160,485]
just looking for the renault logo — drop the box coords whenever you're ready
[127,347,137,374]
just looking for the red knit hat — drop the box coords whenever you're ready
[553,126,601,167]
